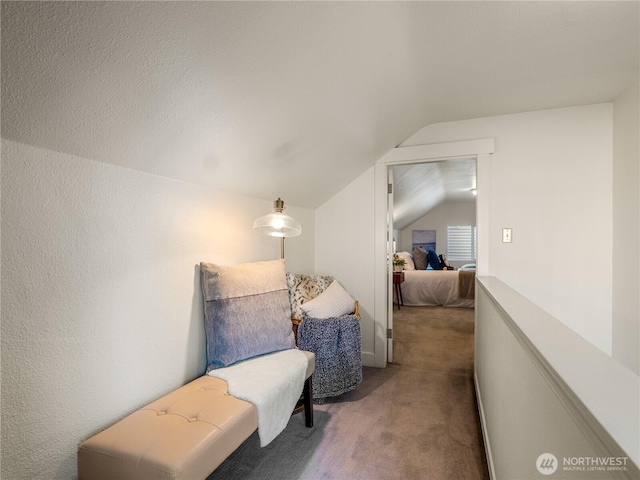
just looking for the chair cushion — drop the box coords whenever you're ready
[301,281,355,319]
[200,259,295,370]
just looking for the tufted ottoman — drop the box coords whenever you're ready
[77,376,258,480]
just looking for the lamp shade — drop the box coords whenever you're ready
[253,198,302,238]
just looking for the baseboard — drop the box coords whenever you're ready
[474,372,496,480]
[361,351,375,367]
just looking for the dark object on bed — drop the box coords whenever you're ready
[439,254,454,270]
[459,270,476,299]
[427,249,443,270]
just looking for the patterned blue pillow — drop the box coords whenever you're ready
[200,259,295,370]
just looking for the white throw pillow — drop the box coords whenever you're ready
[396,251,415,270]
[301,280,355,319]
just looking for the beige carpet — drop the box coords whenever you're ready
[207,306,490,480]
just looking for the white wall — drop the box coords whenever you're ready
[0,140,314,479]
[612,78,640,374]
[317,104,615,361]
[398,201,476,268]
[315,166,376,365]
[404,104,614,355]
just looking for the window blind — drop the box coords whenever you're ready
[447,225,477,261]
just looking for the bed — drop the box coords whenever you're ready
[400,269,475,308]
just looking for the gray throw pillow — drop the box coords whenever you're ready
[200,259,295,370]
[413,246,427,270]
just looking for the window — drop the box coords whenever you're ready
[447,226,477,261]
[412,230,436,252]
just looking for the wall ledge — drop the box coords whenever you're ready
[476,276,639,470]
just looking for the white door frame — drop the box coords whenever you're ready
[386,167,395,363]
[373,139,495,367]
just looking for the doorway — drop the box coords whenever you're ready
[388,157,477,362]
[372,138,494,367]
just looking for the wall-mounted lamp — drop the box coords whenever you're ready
[253,197,302,258]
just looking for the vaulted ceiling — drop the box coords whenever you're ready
[2,1,638,212]
[392,158,477,230]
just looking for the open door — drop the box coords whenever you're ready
[386,167,394,363]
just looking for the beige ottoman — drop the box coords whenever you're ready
[78,376,258,480]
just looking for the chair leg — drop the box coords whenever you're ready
[303,376,314,428]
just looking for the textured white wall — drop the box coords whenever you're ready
[612,78,640,374]
[314,167,376,365]
[405,104,614,354]
[0,140,314,479]
[398,201,476,267]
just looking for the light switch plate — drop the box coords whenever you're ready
[503,228,512,243]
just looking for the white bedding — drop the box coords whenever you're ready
[401,270,474,308]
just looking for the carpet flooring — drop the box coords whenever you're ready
[207,306,490,480]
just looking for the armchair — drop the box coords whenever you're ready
[286,273,362,403]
